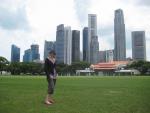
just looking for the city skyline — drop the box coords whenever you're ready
[0,0,150,61]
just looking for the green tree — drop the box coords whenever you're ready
[56,63,68,75]
[9,62,21,75]
[56,61,90,75]
[127,60,150,74]
[0,56,9,74]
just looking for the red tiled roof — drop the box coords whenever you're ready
[91,61,129,71]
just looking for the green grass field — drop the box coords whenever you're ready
[0,76,150,113]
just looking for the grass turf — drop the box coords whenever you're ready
[0,75,150,113]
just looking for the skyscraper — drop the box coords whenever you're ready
[44,40,55,60]
[64,26,72,65]
[72,30,80,62]
[99,51,106,62]
[106,50,114,62]
[132,31,146,60]
[11,44,20,62]
[114,9,126,61]
[90,36,99,64]
[56,24,65,63]
[99,50,114,63]
[88,14,99,64]
[83,27,88,62]
[23,49,32,62]
[31,44,40,61]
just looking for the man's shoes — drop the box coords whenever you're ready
[45,100,52,105]
[49,99,55,103]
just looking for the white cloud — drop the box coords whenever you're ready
[99,37,113,50]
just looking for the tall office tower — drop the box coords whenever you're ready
[23,49,32,62]
[132,31,146,60]
[56,24,65,63]
[80,51,83,61]
[83,27,88,62]
[99,50,114,63]
[64,26,72,65]
[106,50,114,62]
[11,44,20,62]
[31,44,40,61]
[72,30,80,62]
[88,14,98,63]
[90,36,99,64]
[99,51,106,62]
[114,9,126,61]
[44,40,55,60]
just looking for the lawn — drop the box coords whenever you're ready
[0,75,150,113]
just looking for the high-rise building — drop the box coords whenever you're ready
[90,36,99,64]
[114,9,126,61]
[88,14,99,64]
[23,49,32,62]
[106,50,114,62]
[64,26,72,65]
[11,44,20,62]
[56,24,65,63]
[31,44,40,61]
[132,31,146,60]
[72,30,80,62]
[99,50,114,63]
[83,27,88,62]
[99,51,106,62]
[44,40,55,60]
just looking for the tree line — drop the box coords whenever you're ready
[0,56,90,75]
[1,56,150,75]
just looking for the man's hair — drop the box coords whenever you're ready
[49,50,56,55]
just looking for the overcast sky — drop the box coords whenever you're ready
[0,0,150,61]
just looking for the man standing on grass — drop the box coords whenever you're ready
[44,50,57,105]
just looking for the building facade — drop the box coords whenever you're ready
[99,50,114,63]
[90,36,99,64]
[106,50,114,62]
[31,44,40,61]
[44,40,55,60]
[88,14,99,64]
[114,9,126,61]
[64,26,72,65]
[83,27,88,62]
[11,44,20,62]
[132,31,146,60]
[72,30,80,62]
[23,49,32,62]
[56,24,65,63]
[99,51,106,62]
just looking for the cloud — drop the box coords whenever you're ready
[99,38,113,50]
[97,25,114,50]
[98,25,113,37]
[0,0,30,30]
[136,0,150,6]
[73,0,91,26]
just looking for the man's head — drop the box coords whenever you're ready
[49,50,56,58]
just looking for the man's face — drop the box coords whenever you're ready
[49,53,56,58]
